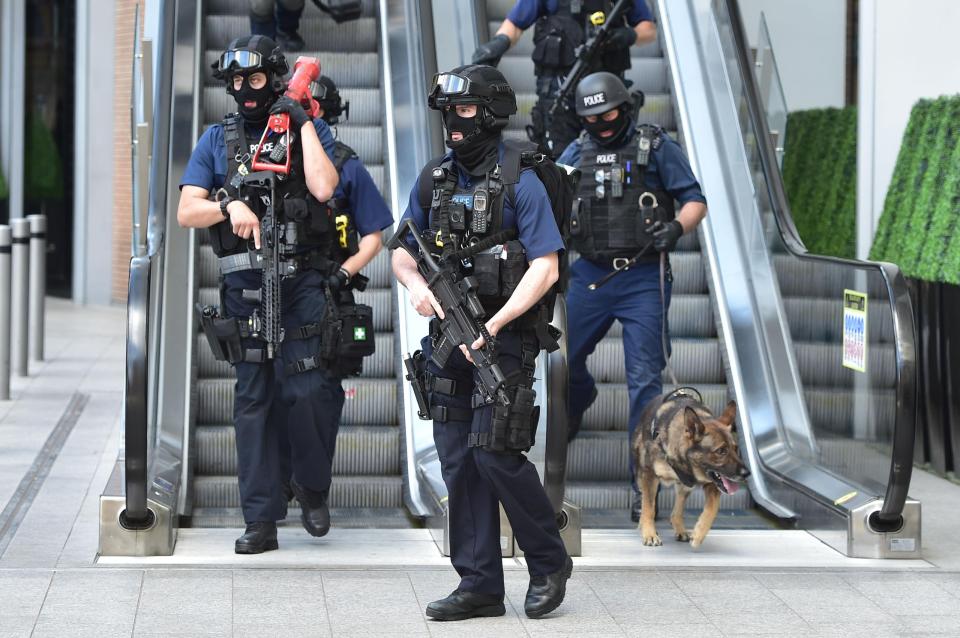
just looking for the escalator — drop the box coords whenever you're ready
[188,0,404,528]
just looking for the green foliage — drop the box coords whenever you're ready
[0,166,7,200]
[870,95,960,284]
[24,111,64,201]
[782,106,858,259]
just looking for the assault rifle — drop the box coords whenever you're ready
[388,220,511,407]
[548,0,631,123]
[239,170,285,359]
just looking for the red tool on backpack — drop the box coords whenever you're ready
[252,56,321,174]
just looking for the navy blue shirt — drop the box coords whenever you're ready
[557,128,706,206]
[180,118,336,193]
[334,154,394,236]
[507,0,654,30]
[399,144,565,261]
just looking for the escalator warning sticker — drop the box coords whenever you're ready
[843,290,868,373]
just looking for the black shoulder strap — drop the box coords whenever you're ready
[417,154,449,210]
[332,141,358,172]
[223,113,244,156]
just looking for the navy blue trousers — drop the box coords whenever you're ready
[566,258,672,491]
[249,0,304,38]
[223,269,344,524]
[423,331,567,596]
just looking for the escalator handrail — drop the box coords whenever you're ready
[724,0,917,524]
[123,0,176,526]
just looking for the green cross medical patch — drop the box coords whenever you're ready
[353,326,367,341]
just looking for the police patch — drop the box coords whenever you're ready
[583,91,606,107]
[595,153,617,165]
[451,193,474,209]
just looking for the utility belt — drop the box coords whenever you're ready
[195,283,375,378]
[216,249,369,292]
[406,326,546,455]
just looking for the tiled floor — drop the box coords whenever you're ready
[1,300,960,637]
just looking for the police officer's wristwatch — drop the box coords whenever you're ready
[215,188,232,220]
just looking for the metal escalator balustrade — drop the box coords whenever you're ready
[484,0,751,523]
[657,0,918,557]
[188,0,407,528]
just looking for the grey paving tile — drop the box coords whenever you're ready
[31,570,141,635]
[134,570,232,637]
[895,614,960,635]
[232,569,331,638]
[620,623,724,638]
[921,573,960,599]
[581,571,707,622]
[322,571,429,637]
[844,573,957,616]
[504,571,625,637]
[0,571,53,634]
[702,609,812,636]
[808,622,904,638]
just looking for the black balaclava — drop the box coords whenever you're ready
[229,72,278,124]
[444,107,500,176]
[583,105,633,148]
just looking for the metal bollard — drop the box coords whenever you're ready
[27,214,46,361]
[10,219,30,377]
[0,226,11,399]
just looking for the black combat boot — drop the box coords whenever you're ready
[291,479,330,537]
[425,591,506,621]
[524,556,573,618]
[234,521,279,554]
[276,29,305,52]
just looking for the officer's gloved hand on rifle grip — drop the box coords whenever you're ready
[270,95,312,129]
[604,26,637,50]
[472,34,511,66]
[649,219,683,252]
[327,266,351,293]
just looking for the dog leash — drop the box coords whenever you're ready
[659,251,679,388]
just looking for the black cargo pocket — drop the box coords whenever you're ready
[473,253,501,297]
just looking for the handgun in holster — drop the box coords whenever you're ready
[403,351,431,420]
[195,303,255,365]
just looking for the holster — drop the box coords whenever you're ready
[194,303,263,365]
[475,331,541,454]
[404,351,431,420]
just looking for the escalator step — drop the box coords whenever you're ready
[196,377,398,426]
[204,16,378,52]
[193,474,403,509]
[188,507,414,529]
[580,383,730,432]
[196,286,394,331]
[566,480,754,512]
[194,424,400,476]
[586,338,724,385]
[567,431,631,481]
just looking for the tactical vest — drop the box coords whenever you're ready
[570,125,675,263]
[531,0,632,76]
[209,114,336,262]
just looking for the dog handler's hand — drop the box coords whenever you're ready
[409,280,444,319]
[228,200,261,249]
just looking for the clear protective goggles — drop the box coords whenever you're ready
[217,49,263,74]
[432,73,470,96]
[309,81,331,100]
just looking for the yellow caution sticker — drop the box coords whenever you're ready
[336,214,349,248]
[834,491,858,506]
[435,230,444,247]
[590,11,606,26]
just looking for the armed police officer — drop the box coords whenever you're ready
[473,0,656,158]
[277,73,394,517]
[177,35,350,554]
[391,65,572,621]
[557,72,706,522]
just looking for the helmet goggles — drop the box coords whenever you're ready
[217,49,264,75]
[429,72,491,108]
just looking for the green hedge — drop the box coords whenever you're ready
[782,106,858,259]
[0,167,7,201]
[870,95,960,284]
[24,113,63,201]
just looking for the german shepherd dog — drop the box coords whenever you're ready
[632,390,750,548]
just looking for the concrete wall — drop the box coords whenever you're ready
[856,0,960,258]
[738,0,847,111]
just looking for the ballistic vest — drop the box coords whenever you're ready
[570,125,675,263]
[209,114,335,261]
[531,0,632,76]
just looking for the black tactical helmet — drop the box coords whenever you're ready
[212,35,289,89]
[575,72,631,117]
[428,64,517,126]
[310,75,349,125]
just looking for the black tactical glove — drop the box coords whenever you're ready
[650,219,683,252]
[605,26,637,50]
[472,34,511,66]
[327,267,351,292]
[270,95,311,129]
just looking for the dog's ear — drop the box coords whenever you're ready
[684,407,704,440]
[718,401,737,430]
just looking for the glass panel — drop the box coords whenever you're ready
[708,0,899,497]
[754,13,788,168]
